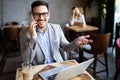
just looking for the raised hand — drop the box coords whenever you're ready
[28,20,38,39]
[76,35,93,46]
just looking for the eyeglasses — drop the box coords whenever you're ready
[32,12,49,17]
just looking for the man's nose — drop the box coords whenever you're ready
[38,15,44,19]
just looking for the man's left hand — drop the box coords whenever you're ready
[76,35,93,46]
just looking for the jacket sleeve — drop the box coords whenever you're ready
[56,24,78,52]
[19,27,37,63]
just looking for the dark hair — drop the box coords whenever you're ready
[72,6,78,10]
[31,0,49,12]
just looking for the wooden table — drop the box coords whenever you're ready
[65,25,99,41]
[16,60,95,80]
[66,25,98,32]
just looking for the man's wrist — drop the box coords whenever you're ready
[74,39,79,47]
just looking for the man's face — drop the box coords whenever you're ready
[32,5,50,28]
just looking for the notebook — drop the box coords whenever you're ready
[39,58,94,80]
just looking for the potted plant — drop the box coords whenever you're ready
[99,0,106,18]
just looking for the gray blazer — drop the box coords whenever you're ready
[20,23,77,65]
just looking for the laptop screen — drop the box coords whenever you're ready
[38,58,94,80]
[55,58,94,80]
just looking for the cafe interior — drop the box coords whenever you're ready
[0,0,119,80]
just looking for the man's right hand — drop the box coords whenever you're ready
[28,20,38,39]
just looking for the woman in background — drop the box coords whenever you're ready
[67,6,86,41]
[67,6,91,58]
[70,6,86,27]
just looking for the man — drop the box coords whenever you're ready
[20,0,93,65]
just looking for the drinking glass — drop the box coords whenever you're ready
[22,62,33,80]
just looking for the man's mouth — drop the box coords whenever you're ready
[36,20,45,25]
[36,20,44,23]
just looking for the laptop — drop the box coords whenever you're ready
[39,58,94,80]
[55,58,94,80]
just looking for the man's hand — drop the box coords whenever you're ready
[76,35,93,46]
[28,20,38,39]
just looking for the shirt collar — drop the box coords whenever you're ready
[36,25,49,33]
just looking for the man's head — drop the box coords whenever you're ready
[31,0,50,28]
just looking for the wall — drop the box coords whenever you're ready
[85,2,98,23]
[0,0,3,27]
[1,0,98,29]
[2,0,81,28]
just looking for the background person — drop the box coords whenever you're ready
[70,6,86,27]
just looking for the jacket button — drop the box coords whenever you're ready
[43,59,45,62]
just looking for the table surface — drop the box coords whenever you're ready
[16,60,95,80]
[66,25,99,32]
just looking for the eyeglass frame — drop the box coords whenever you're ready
[32,12,49,17]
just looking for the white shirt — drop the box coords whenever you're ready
[37,27,54,64]
[70,13,86,26]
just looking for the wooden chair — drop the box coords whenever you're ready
[3,26,20,57]
[4,21,18,26]
[114,38,120,80]
[84,33,111,78]
[0,26,21,76]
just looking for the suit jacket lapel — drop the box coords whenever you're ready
[48,24,55,54]
[36,24,59,61]
[36,24,55,55]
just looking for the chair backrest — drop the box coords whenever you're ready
[88,33,111,54]
[5,21,18,26]
[3,26,20,41]
[116,38,120,70]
